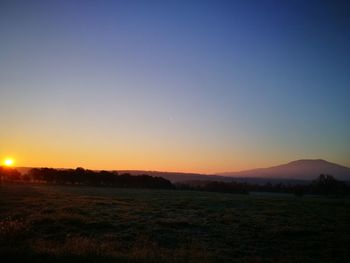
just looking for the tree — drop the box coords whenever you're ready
[312,174,346,196]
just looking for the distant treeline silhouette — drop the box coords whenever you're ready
[0,167,21,181]
[0,167,173,189]
[1,167,349,196]
[176,174,350,196]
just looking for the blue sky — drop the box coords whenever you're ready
[0,0,349,172]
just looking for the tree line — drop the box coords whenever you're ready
[176,174,350,196]
[1,166,349,196]
[0,167,173,189]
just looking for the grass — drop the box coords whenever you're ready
[0,183,349,262]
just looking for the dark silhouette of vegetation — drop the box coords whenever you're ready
[1,167,173,189]
[2,167,349,196]
[0,167,21,182]
[310,174,349,196]
[177,174,350,196]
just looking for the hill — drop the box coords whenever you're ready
[217,159,350,181]
[113,170,234,183]
[14,159,350,183]
[14,167,231,183]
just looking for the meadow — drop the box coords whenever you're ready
[0,183,349,262]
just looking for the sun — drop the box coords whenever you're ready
[3,159,15,167]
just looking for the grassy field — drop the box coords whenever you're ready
[0,183,349,262]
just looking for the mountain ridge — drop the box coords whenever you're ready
[217,159,350,180]
[12,159,350,183]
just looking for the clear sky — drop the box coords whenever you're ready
[1,0,349,173]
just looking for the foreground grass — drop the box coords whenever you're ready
[0,183,349,262]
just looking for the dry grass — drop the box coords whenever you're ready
[0,217,28,244]
[0,183,350,262]
[32,235,211,263]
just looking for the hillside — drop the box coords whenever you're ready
[14,167,231,183]
[14,159,350,183]
[218,159,350,181]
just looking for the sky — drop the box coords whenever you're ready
[0,0,349,173]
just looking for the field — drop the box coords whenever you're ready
[0,183,349,262]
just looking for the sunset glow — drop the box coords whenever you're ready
[3,159,14,167]
[0,0,349,173]
[0,1,349,262]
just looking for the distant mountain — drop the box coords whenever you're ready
[14,159,350,184]
[14,167,233,183]
[114,170,234,183]
[115,171,309,184]
[217,159,350,181]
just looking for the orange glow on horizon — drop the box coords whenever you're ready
[3,158,15,167]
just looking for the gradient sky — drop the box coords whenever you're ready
[1,0,349,173]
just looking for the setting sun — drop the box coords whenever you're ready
[3,159,15,167]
